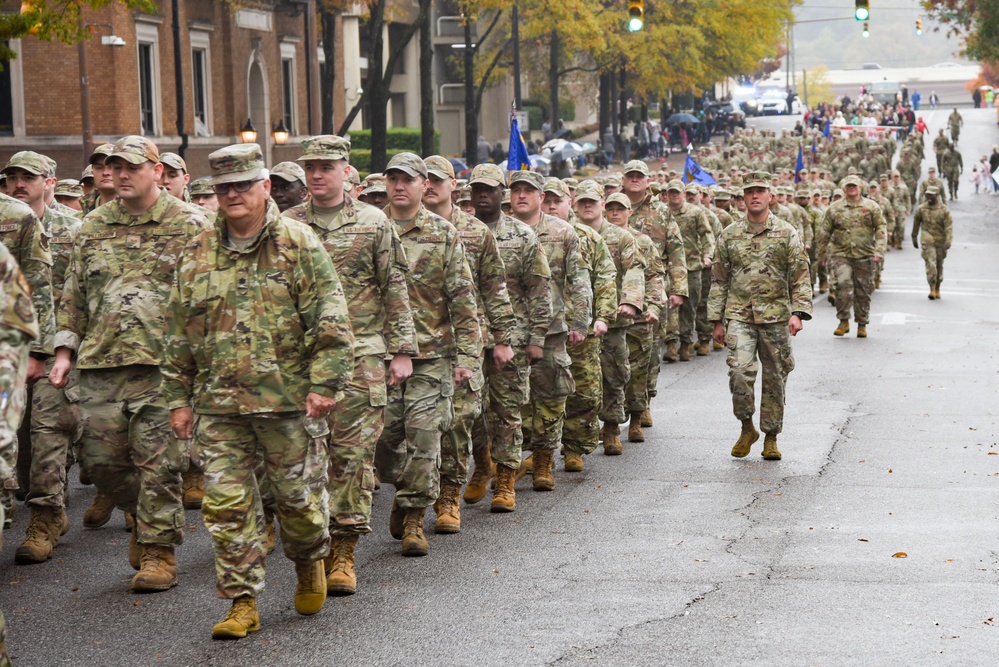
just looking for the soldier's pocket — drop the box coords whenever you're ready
[368,380,387,408]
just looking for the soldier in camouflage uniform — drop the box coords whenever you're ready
[889,170,911,250]
[816,174,887,338]
[940,143,963,200]
[269,161,309,212]
[708,171,812,461]
[374,153,481,555]
[918,166,947,204]
[189,178,219,213]
[866,181,894,289]
[80,143,117,216]
[948,108,963,143]
[284,135,417,592]
[2,152,81,563]
[911,186,953,300]
[422,155,514,530]
[0,242,37,665]
[159,152,192,202]
[510,170,591,491]
[162,143,353,638]
[542,179,616,470]
[464,164,551,513]
[49,136,210,592]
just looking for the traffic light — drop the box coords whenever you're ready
[628,0,644,32]
[855,0,870,21]
[862,21,870,38]
[916,18,923,35]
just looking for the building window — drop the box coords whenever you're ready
[0,39,25,137]
[135,20,162,136]
[0,48,13,136]
[190,29,213,137]
[279,40,298,134]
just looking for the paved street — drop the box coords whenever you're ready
[3,111,999,666]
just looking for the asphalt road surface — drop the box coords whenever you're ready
[3,111,999,666]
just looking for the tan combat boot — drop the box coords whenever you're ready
[124,511,135,531]
[563,451,584,472]
[490,466,517,512]
[713,339,724,350]
[83,491,115,529]
[401,508,429,557]
[695,340,711,356]
[130,544,178,592]
[514,454,534,483]
[324,534,359,595]
[663,341,679,363]
[389,497,405,540]
[856,324,867,338]
[640,409,653,428]
[602,422,623,456]
[762,434,782,460]
[212,596,260,640]
[182,469,205,510]
[731,419,760,458]
[933,283,941,299]
[833,320,850,336]
[628,413,645,443]
[462,445,494,505]
[927,285,936,300]
[293,560,327,614]
[679,342,694,361]
[532,449,555,492]
[818,278,828,294]
[15,506,68,563]
[433,482,461,534]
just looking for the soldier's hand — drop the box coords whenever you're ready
[912,237,919,249]
[712,322,726,346]
[48,350,73,389]
[668,294,684,310]
[788,315,803,337]
[568,331,585,346]
[170,407,194,440]
[492,344,514,369]
[644,311,659,324]
[872,254,883,263]
[702,257,712,268]
[454,366,473,384]
[27,357,45,385]
[388,353,413,387]
[305,392,336,418]
[618,304,639,319]
[526,345,544,365]
[592,320,608,337]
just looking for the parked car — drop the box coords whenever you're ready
[731,85,761,116]
[869,81,901,105]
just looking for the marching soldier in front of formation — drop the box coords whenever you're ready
[2,152,80,563]
[285,135,417,592]
[509,170,590,491]
[162,143,354,639]
[464,164,551,512]
[49,136,211,592]
[422,155,514,531]
[911,185,953,300]
[940,142,963,200]
[919,166,947,204]
[375,153,481,556]
[708,171,812,461]
[948,108,963,143]
[932,129,949,171]
[815,174,887,339]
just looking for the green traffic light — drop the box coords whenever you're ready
[855,7,869,20]
[628,17,643,32]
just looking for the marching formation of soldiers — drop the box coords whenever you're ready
[0,117,948,650]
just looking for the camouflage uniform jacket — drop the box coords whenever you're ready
[870,195,894,228]
[595,220,644,329]
[701,205,723,240]
[786,202,813,248]
[482,213,553,349]
[911,202,953,248]
[449,207,515,349]
[162,200,354,414]
[0,193,54,356]
[55,190,210,369]
[629,225,667,320]
[709,206,735,234]
[708,213,812,325]
[42,206,82,313]
[628,193,689,298]
[932,134,949,155]
[0,240,39,342]
[393,205,482,370]
[571,219,618,331]
[816,197,888,260]
[667,201,716,271]
[530,212,591,338]
[890,181,911,215]
[284,196,417,359]
[918,176,947,203]
[50,200,83,220]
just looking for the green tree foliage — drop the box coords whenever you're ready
[922,0,999,62]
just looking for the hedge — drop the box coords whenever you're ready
[347,128,441,155]
[349,149,407,173]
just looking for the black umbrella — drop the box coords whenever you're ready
[666,113,700,124]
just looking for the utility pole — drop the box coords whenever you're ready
[512,3,522,109]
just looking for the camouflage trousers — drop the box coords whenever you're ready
[599,327,630,425]
[25,359,81,508]
[195,413,330,599]
[522,333,574,452]
[375,357,454,510]
[626,323,653,415]
[830,256,876,325]
[944,170,960,199]
[0,331,28,519]
[724,320,795,435]
[563,335,602,456]
[328,355,386,536]
[680,268,709,344]
[79,366,185,547]
[663,303,680,347]
[647,314,667,399]
[475,347,529,471]
[894,213,906,247]
[440,357,484,486]
[920,239,947,287]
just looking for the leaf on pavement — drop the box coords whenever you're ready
[892,551,908,558]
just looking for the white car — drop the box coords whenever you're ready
[758,89,789,115]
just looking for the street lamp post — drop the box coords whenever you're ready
[78,22,125,165]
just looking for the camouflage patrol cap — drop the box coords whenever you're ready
[425,155,455,180]
[743,171,771,189]
[509,170,544,190]
[713,188,731,201]
[3,151,55,177]
[868,181,879,189]
[562,177,579,190]
[665,179,685,192]
[574,180,602,202]
[604,174,622,189]
[361,181,387,196]
[832,188,845,198]
[109,135,160,165]
[468,163,505,188]
[385,152,428,178]
[841,174,863,188]
[605,193,632,209]
[269,161,306,185]
[684,182,700,194]
[208,143,267,185]
[650,182,663,194]
[891,169,901,177]
[846,166,859,175]
[925,185,939,195]
[189,177,215,196]
[89,143,115,165]
[731,187,744,198]
[543,177,570,198]
[502,189,511,205]
[455,185,471,203]
[345,165,362,186]
[159,152,188,173]
[927,166,937,173]
[879,173,889,181]
[456,178,468,189]
[297,135,350,162]
[622,160,650,176]
[794,188,808,199]
[80,165,94,183]
[54,179,83,198]
[365,173,386,185]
